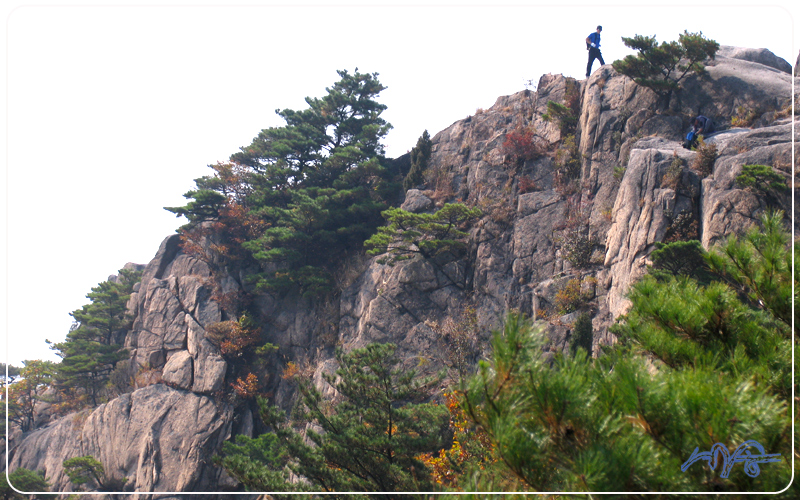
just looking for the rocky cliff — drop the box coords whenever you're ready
[7,45,797,494]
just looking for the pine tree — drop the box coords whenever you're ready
[612,30,719,104]
[403,130,432,192]
[62,456,106,490]
[569,312,593,359]
[1,468,50,500]
[167,69,396,298]
[62,455,127,492]
[48,268,141,408]
[648,239,712,284]
[216,343,450,496]
[364,203,482,264]
[461,211,794,493]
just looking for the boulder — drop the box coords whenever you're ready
[717,45,793,74]
[400,189,434,213]
[161,351,193,390]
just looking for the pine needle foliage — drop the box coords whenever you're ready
[167,70,398,299]
[62,456,107,490]
[364,203,481,265]
[648,239,712,284]
[216,343,450,497]
[403,130,433,192]
[705,210,793,328]
[569,313,593,359]
[47,268,141,408]
[735,164,788,208]
[612,31,719,101]
[461,211,794,493]
[1,468,50,499]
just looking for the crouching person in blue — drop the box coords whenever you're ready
[684,115,715,149]
[586,25,605,77]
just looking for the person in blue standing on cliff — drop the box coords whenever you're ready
[586,25,605,77]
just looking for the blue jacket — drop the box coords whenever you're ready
[587,32,601,48]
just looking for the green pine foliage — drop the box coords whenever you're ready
[403,130,433,192]
[569,312,593,359]
[705,210,793,327]
[62,456,107,490]
[461,210,794,493]
[61,456,126,493]
[735,164,788,207]
[47,268,141,408]
[648,239,712,284]
[166,69,398,299]
[1,468,50,500]
[612,31,719,100]
[364,203,481,265]
[216,343,450,496]
[735,164,787,192]
[542,101,577,136]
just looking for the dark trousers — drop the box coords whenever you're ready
[586,47,605,76]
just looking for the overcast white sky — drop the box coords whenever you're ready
[2,0,797,366]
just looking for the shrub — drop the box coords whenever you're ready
[662,152,683,189]
[690,139,717,177]
[561,228,594,269]
[569,312,593,358]
[730,105,759,127]
[554,134,581,195]
[518,175,538,194]
[133,364,161,389]
[664,210,700,242]
[501,126,545,164]
[425,306,479,377]
[231,372,260,399]
[542,101,577,136]
[612,165,626,182]
[477,196,515,227]
[206,314,262,358]
[417,391,506,491]
[554,276,596,315]
[558,197,596,269]
[735,164,787,194]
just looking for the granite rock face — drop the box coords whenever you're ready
[7,45,798,494]
[125,233,228,393]
[8,385,232,493]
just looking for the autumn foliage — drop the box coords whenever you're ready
[501,126,545,164]
[417,392,501,490]
[206,314,261,358]
[231,372,260,399]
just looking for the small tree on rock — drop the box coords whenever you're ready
[364,203,481,265]
[613,31,719,105]
[62,456,107,490]
[403,130,433,191]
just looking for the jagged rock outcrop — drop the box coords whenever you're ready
[7,45,797,495]
[8,384,232,492]
[126,234,229,394]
